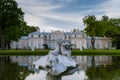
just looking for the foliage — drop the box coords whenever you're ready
[102,18,120,49]
[0,57,33,80]
[86,62,120,80]
[83,15,120,49]
[83,15,99,49]
[0,0,39,49]
[0,0,24,50]
[5,22,38,46]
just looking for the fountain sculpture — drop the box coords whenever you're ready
[33,39,79,80]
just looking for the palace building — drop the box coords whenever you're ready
[10,30,112,49]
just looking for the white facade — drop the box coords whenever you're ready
[11,30,112,49]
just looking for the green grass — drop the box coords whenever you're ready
[0,49,120,56]
[0,50,49,56]
[72,49,120,56]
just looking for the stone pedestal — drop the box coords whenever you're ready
[46,73,61,80]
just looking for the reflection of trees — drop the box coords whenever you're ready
[91,56,95,67]
[112,56,120,64]
[0,57,33,80]
[86,60,120,80]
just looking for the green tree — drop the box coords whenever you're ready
[103,18,120,49]
[0,0,24,50]
[0,57,33,80]
[5,22,39,49]
[83,15,100,49]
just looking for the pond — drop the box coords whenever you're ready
[0,56,120,80]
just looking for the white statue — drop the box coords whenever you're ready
[33,39,78,77]
[61,40,72,60]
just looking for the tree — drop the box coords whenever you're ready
[104,18,120,49]
[0,0,24,50]
[83,15,120,49]
[0,57,33,80]
[5,22,39,49]
[83,15,99,49]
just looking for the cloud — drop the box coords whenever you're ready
[81,0,120,18]
[38,24,70,32]
[17,0,84,30]
[100,0,120,18]
[16,0,120,32]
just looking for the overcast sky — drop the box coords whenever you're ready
[16,0,120,32]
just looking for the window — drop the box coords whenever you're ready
[49,36,51,39]
[75,34,76,38]
[83,35,84,37]
[65,36,67,39]
[39,35,41,38]
[31,35,33,38]
[68,36,70,39]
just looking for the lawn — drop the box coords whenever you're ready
[0,49,120,56]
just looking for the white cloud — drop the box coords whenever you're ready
[81,0,120,19]
[24,14,44,26]
[100,0,120,18]
[38,24,70,32]
[16,0,120,32]
[18,3,83,31]
[25,70,87,80]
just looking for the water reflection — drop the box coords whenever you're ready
[0,56,120,80]
[87,56,120,80]
[0,57,34,80]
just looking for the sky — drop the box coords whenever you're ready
[16,0,120,32]
[25,70,87,80]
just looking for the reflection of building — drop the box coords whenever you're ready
[11,30,112,49]
[87,56,112,67]
[10,56,113,70]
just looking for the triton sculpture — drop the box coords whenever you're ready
[33,39,79,80]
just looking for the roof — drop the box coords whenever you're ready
[20,36,29,40]
[71,31,85,35]
[29,31,51,35]
[29,31,86,36]
[64,32,71,35]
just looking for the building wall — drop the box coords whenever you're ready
[10,31,112,49]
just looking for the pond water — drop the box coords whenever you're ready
[0,56,120,80]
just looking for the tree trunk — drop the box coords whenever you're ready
[0,57,5,80]
[91,36,95,49]
[6,41,11,49]
[1,27,5,50]
[91,56,95,67]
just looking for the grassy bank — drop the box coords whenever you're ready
[0,49,120,56]
[72,50,120,56]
